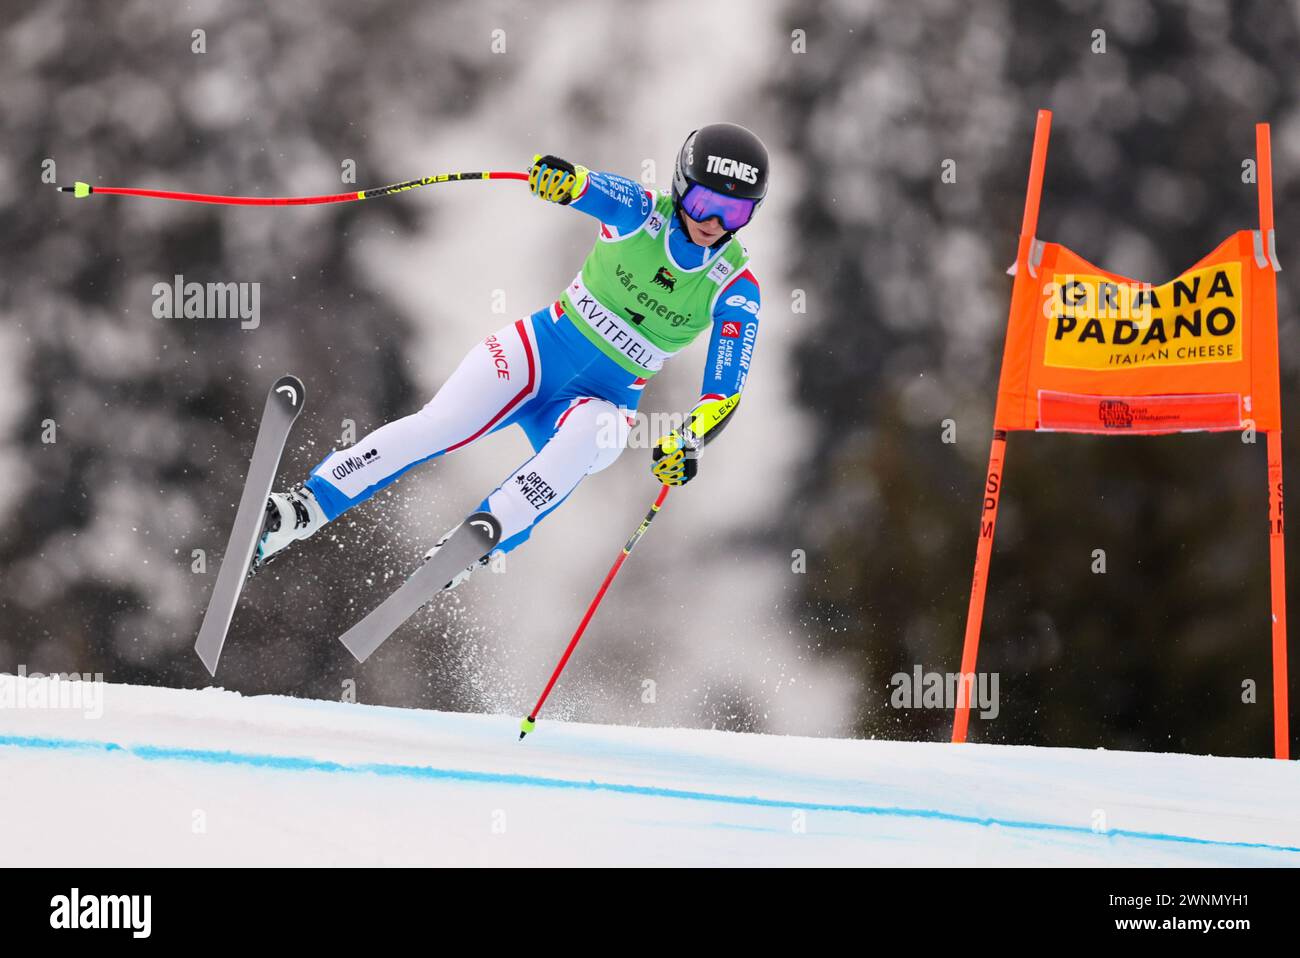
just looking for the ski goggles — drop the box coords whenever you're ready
[680,182,758,231]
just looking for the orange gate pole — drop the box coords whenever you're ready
[952,433,1008,743]
[1257,121,1289,760]
[1267,430,1289,759]
[952,110,1052,743]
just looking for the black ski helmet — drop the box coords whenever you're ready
[672,122,769,233]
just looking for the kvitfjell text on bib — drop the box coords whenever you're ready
[952,111,1289,759]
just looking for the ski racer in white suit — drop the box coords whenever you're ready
[254,123,769,590]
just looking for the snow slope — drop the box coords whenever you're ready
[1,675,1296,866]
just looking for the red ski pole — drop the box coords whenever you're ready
[55,170,527,206]
[520,484,671,739]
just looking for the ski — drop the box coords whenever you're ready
[338,512,502,663]
[194,375,306,676]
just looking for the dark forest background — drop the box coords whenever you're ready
[774,0,1299,756]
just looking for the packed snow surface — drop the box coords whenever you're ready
[1,676,1296,866]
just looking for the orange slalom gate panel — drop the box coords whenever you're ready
[954,113,1288,758]
[1038,391,1243,434]
[993,231,1282,434]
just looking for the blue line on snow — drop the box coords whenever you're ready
[1,732,1296,856]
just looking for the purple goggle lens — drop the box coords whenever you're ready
[681,183,757,231]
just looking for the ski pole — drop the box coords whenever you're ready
[55,170,528,206]
[519,484,671,740]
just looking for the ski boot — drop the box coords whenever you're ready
[250,484,327,575]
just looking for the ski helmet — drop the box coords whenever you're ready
[672,123,769,235]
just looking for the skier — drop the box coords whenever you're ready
[253,122,768,589]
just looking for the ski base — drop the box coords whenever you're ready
[338,512,502,663]
[194,375,306,676]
